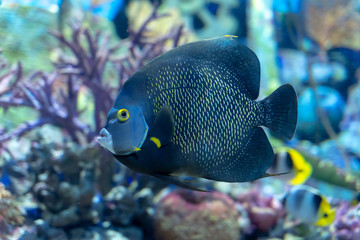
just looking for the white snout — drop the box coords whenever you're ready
[97,128,116,154]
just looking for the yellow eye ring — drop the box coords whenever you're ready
[117,109,130,122]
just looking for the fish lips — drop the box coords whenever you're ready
[98,128,116,154]
[97,128,144,156]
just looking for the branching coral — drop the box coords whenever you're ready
[0,51,22,97]
[304,0,360,50]
[0,5,190,237]
[50,26,119,136]
[0,4,187,146]
[112,3,188,88]
[0,70,93,143]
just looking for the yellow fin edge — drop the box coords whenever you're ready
[133,147,141,152]
[224,35,238,38]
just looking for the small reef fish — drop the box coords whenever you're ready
[268,147,312,185]
[98,36,298,191]
[283,185,336,226]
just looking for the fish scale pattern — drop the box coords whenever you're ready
[145,58,265,180]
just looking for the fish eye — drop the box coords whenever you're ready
[117,109,130,122]
[324,213,328,218]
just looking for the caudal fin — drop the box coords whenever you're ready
[261,84,298,140]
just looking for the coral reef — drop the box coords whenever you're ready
[103,186,138,226]
[154,190,241,240]
[0,182,24,238]
[304,0,360,50]
[1,1,360,240]
[30,142,102,227]
[127,0,196,46]
[15,135,150,239]
[236,188,284,236]
[160,0,239,39]
[333,202,360,240]
[0,4,190,239]
[0,3,188,145]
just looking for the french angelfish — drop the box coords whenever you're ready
[283,185,336,226]
[98,36,298,191]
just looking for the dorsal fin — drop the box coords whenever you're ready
[146,36,261,99]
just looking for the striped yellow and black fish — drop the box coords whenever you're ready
[98,36,298,191]
[283,185,336,226]
[268,147,312,185]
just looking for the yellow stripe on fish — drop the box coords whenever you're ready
[271,147,312,185]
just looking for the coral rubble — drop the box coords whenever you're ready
[154,190,241,240]
[0,182,24,239]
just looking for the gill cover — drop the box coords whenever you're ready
[105,106,148,155]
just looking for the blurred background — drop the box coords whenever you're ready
[0,0,360,239]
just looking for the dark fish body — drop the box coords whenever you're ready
[100,36,298,189]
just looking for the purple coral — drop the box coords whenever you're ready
[154,190,240,240]
[334,202,360,240]
[236,189,284,234]
[0,4,185,146]
[0,5,191,238]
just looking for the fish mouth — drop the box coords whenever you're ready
[97,128,116,154]
[97,128,143,156]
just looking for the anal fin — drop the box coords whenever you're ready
[200,127,275,182]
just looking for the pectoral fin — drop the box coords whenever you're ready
[147,106,174,148]
[261,171,291,179]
